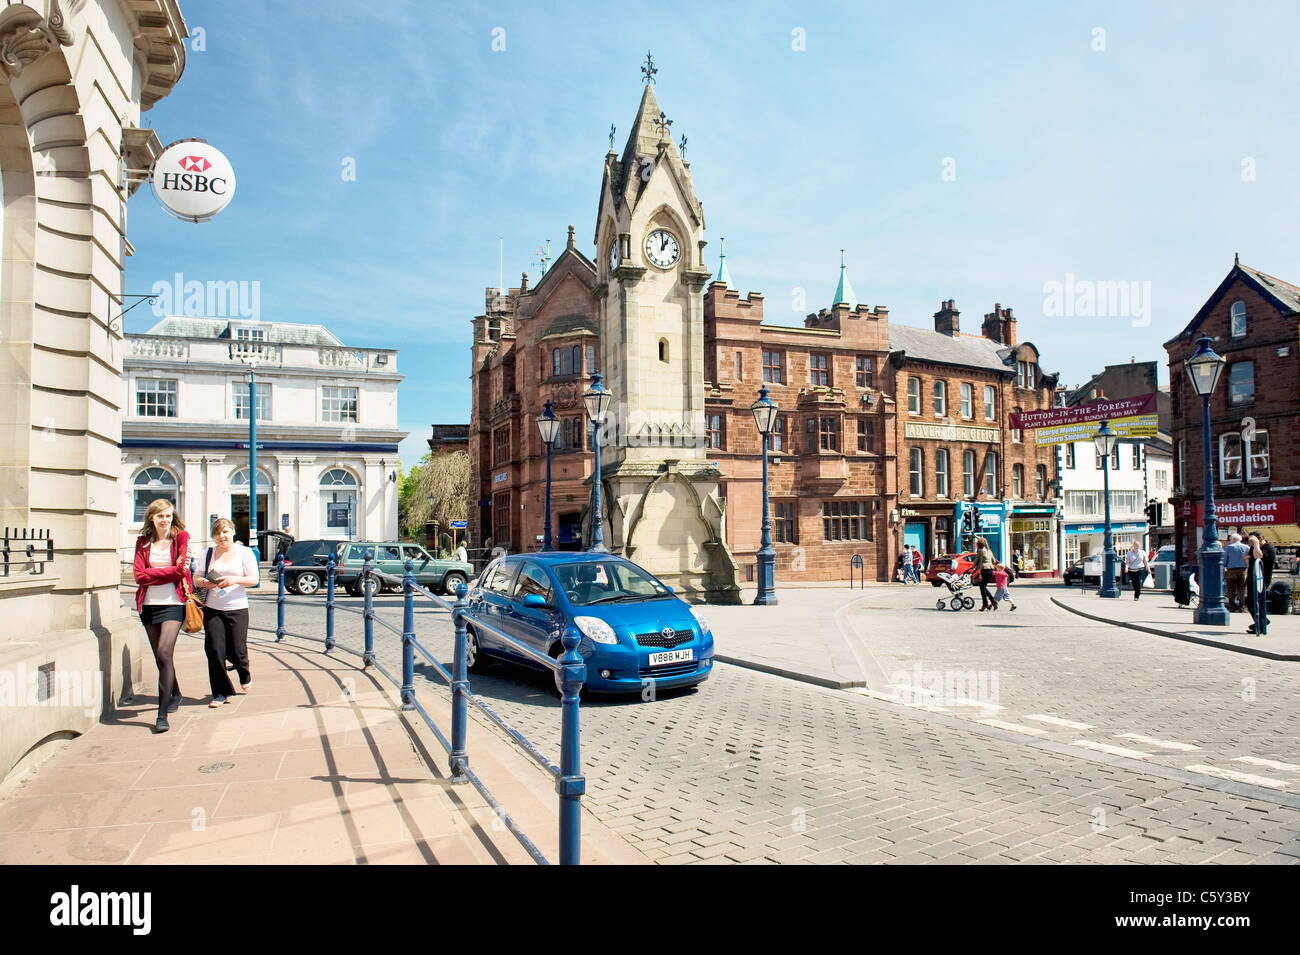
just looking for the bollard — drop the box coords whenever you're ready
[556,624,586,865]
[449,583,470,783]
[274,555,286,642]
[362,556,375,668]
[325,551,337,652]
[400,557,415,710]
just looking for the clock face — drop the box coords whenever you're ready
[644,229,680,269]
[609,239,619,274]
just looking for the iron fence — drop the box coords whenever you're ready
[3,528,53,577]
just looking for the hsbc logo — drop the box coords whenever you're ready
[151,141,237,221]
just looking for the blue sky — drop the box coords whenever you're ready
[123,0,1300,470]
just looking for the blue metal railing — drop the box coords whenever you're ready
[269,553,586,865]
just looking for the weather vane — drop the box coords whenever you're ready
[653,111,672,140]
[641,51,657,85]
[608,123,616,150]
[678,134,687,157]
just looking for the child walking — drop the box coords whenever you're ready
[992,563,1017,611]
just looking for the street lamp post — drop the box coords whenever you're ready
[750,387,778,605]
[243,359,261,560]
[537,400,560,550]
[1094,420,1120,598]
[582,372,612,553]
[1186,335,1230,626]
[426,493,437,552]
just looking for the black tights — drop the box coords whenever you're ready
[145,620,182,718]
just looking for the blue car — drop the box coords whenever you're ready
[463,553,714,694]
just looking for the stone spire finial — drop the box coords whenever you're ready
[567,225,575,250]
[833,250,857,310]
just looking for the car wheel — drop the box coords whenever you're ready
[950,595,965,611]
[930,580,942,588]
[465,626,486,673]
[1063,577,1073,586]
[296,572,321,595]
[361,576,380,598]
[443,572,467,596]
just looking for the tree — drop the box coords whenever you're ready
[398,451,469,543]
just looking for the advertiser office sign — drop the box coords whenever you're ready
[1188,497,1297,526]
[150,140,236,222]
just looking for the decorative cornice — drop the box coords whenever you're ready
[0,2,70,77]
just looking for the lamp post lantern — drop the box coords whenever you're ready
[1093,420,1120,598]
[1186,335,1230,625]
[537,400,560,550]
[750,386,779,605]
[582,372,612,553]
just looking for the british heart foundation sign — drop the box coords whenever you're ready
[1189,497,1297,526]
[151,140,237,221]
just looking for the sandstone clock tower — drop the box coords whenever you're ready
[591,73,740,602]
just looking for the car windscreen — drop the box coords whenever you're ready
[554,561,671,606]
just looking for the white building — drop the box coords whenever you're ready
[1144,434,1174,547]
[121,317,406,555]
[1058,436,1152,566]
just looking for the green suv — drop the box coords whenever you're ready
[335,541,472,597]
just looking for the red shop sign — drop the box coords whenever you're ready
[1191,496,1297,526]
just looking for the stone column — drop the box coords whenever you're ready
[204,454,227,537]
[275,457,295,536]
[295,457,316,537]
[181,454,204,542]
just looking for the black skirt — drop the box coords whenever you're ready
[140,604,186,626]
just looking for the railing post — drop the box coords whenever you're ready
[400,557,415,710]
[362,556,375,668]
[325,552,337,652]
[556,624,586,865]
[449,583,470,783]
[274,555,286,642]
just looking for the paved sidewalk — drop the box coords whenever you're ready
[0,629,646,865]
[707,585,893,689]
[1052,589,1300,661]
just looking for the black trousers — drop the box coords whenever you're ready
[978,571,994,609]
[1128,570,1144,599]
[203,607,250,696]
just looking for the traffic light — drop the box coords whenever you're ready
[962,509,974,534]
[1146,500,1162,526]
[971,508,983,534]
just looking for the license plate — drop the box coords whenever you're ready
[648,649,694,666]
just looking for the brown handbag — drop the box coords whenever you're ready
[181,542,204,633]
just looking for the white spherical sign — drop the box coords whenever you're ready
[151,140,236,221]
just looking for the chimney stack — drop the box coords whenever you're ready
[934,299,960,337]
[981,303,1017,346]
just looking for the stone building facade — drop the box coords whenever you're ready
[122,318,405,555]
[1165,258,1300,565]
[0,0,187,784]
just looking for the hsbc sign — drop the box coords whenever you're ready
[151,140,237,221]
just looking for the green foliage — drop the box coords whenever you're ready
[398,450,469,539]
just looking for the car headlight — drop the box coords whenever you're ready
[690,609,712,636]
[574,616,618,645]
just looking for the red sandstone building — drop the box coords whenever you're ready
[1165,258,1300,565]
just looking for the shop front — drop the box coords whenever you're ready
[1063,520,1148,566]
[1178,495,1299,570]
[1007,504,1059,577]
[955,501,1008,561]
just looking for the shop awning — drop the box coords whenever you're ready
[1253,524,1300,546]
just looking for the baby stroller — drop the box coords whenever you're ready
[935,571,976,611]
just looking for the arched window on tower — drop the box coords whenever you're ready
[659,339,669,363]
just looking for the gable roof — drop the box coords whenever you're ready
[540,313,597,341]
[1164,260,1300,347]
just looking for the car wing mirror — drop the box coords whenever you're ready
[522,593,548,609]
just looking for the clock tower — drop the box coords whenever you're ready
[591,75,740,602]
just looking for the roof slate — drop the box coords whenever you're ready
[887,323,1015,374]
[540,313,598,341]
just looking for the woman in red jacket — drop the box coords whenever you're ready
[132,499,193,733]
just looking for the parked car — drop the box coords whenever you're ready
[1063,554,1104,585]
[1148,544,1177,588]
[335,541,473,597]
[464,552,714,695]
[279,539,341,595]
[925,552,976,587]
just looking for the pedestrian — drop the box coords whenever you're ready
[1124,540,1149,600]
[973,538,996,611]
[911,545,925,584]
[1258,534,1275,589]
[453,541,468,563]
[193,517,258,706]
[991,562,1016,611]
[132,499,192,733]
[1223,532,1249,611]
[897,547,910,584]
[1245,534,1265,634]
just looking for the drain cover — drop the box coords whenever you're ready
[198,761,235,774]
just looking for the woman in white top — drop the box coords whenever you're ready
[1124,540,1149,600]
[193,517,259,706]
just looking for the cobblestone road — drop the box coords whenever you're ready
[249,587,1300,864]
